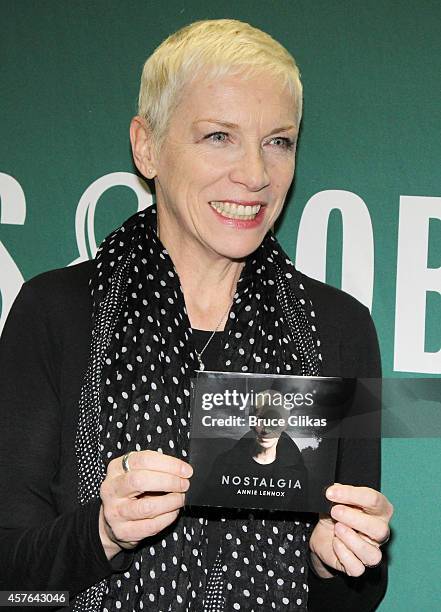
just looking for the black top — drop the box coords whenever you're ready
[191,328,223,373]
[0,261,386,611]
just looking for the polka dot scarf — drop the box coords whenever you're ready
[74,205,322,612]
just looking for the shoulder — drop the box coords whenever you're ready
[0,261,95,404]
[297,273,381,377]
[4,260,94,349]
[278,432,302,460]
[25,260,94,303]
[299,273,371,328]
[19,260,94,321]
[214,435,252,466]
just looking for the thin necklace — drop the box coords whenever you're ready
[194,300,232,371]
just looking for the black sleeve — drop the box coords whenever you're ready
[336,304,381,491]
[307,292,387,612]
[0,282,130,606]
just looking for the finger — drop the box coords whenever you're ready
[118,492,185,521]
[334,523,383,568]
[326,484,393,518]
[112,469,191,498]
[123,509,181,541]
[332,534,366,577]
[358,532,388,548]
[330,504,390,544]
[109,450,193,478]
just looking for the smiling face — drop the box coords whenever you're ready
[145,70,298,261]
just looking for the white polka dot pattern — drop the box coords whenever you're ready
[74,207,322,611]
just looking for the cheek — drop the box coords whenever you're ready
[269,160,295,191]
[196,158,230,191]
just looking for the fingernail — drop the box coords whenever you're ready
[326,486,338,500]
[181,463,193,477]
[331,505,343,518]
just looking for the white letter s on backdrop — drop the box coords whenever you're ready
[0,173,26,335]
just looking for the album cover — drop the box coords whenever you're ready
[187,372,358,513]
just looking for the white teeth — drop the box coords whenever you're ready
[209,201,262,220]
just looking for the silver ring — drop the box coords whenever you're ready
[365,559,382,568]
[122,452,133,473]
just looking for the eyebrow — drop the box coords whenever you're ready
[193,119,297,135]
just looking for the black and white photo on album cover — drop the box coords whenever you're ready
[187,372,358,514]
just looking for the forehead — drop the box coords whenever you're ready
[172,71,297,128]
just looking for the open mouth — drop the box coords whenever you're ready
[209,201,262,221]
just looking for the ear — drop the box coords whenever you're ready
[130,116,157,179]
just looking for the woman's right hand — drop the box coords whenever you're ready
[98,450,193,560]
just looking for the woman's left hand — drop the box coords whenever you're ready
[309,484,393,578]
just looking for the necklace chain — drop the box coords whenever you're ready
[194,300,233,371]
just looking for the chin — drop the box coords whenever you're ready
[208,233,267,261]
[258,440,275,448]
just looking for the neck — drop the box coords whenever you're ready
[254,445,277,465]
[157,209,244,330]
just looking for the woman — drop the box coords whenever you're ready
[0,19,392,611]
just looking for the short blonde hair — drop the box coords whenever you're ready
[138,19,302,152]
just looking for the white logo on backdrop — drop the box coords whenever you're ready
[0,173,26,334]
[295,190,374,311]
[70,172,153,265]
[394,196,441,374]
[0,172,152,335]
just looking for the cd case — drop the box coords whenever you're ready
[186,371,361,513]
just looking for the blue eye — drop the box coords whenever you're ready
[205,131,228,143]
[269,136,295,150]
[204,132,228,144]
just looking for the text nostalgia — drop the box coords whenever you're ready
[221,474,302,497]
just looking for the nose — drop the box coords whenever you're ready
[229,144,270,192]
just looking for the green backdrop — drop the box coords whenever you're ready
[1,1,441,609]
